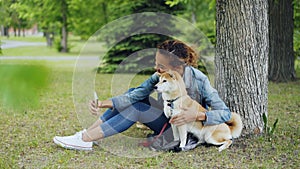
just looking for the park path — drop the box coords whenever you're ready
[1,39,46,49]
[0,40,77,61]
[0,40,99,61]
[0,56,99,61]
[0,40,71,60]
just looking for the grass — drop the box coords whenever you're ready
[0,39,299,168]
[0,59,299,169]
[0,36,46,42]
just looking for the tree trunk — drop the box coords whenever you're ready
[268,0,295,82]
[215,0,269,135]
[60,0,68,53]
[0,26,4,36]
[102,2,110,44]
[45,32,54,47]
[4,26,9,38]
[17,28,21,37]
[13,28,17,37]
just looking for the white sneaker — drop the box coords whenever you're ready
[53,129,93,151]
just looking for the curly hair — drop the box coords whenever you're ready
[157,40,199,68]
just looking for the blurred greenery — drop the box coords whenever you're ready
[0,64,50,111]
[294,0,300,58]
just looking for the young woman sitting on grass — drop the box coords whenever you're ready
[53,39,231,151]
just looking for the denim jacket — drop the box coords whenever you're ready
[111,66,231,126]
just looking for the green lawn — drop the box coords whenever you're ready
[0,36,46,42]
[0,58,299,168]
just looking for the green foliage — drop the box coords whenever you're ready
[166,0,187,7]
[99,34,170,74]
[0,0,33,36]
[54,37,63,52]
[98,0,185,74]
[263,113,279,136]
[165,0,216,45]
[294,0,300,58]
[0,64,50,111]
[68,0,110,40]
[53,37,72,52]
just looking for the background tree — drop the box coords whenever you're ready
[60,0,68,52]
[98,0,185,73]
[166,0,216,44]
[0,0,10,37]
[13,0,69,52]
[295,0,300,59]
[0,0,28,37]
[68,0,109,40]
[215,0,269,135]
[268,0,296,82]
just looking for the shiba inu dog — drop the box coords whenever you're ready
[155,70,243,151]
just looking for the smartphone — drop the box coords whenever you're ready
[94,91,98,107]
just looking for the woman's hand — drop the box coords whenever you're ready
[89,100,101,116]
[89,100,113,116]
[169,106,206,126]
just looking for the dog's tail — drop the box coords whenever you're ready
[226,112,243,138]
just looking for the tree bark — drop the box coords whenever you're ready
[60,0,68,53]
[4,26,9,38]
[215,0,269,135]
[45,32,54,47]
[268,0,296,82]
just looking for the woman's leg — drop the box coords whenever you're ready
[86,107,120,131]
[99,101,170,138]
[82,125,104,141]
[83,108,121,141]
[87,119,102,131]
[54,98,170,150]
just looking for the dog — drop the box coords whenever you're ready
[155,70,243,151]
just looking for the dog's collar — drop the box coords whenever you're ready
[167,97,180,108]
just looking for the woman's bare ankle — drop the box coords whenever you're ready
[82,127,104,142]
[82,132,93,142]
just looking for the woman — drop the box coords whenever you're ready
[53,40,231,151]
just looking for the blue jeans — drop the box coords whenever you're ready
[100,96,171,137]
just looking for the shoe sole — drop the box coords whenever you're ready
[53,137,92,151]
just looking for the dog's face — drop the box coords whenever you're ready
[155,71,179,94]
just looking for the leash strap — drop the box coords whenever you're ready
[139,122,168,147]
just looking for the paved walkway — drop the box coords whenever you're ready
[0,56,76,61]
[0,56,98,61]
[0,40,98,61]
[1,40,46,49]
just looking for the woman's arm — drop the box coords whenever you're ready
[201,78,231,125]
[110,73,159,111]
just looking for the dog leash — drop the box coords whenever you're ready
[139,122,168,147]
